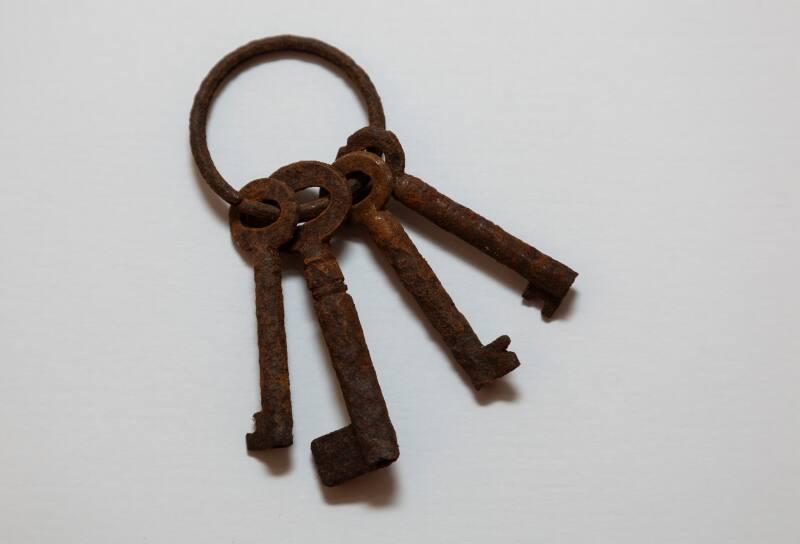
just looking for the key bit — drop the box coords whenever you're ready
[338,127,578,318]
[333,151,520,389]
[271,160,399,486]
[230,177,298,449]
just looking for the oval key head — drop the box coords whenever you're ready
[270,161,352,252]
[333,151,394,223]
[337,126,406,178]
[230,177,299,261]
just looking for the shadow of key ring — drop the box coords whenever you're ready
[190,35,385,223]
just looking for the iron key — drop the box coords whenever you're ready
[229,178,298,450]
[271,160,399,486]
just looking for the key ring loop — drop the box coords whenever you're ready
[190,35,385,220]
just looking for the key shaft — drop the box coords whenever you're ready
[394,173,577,317]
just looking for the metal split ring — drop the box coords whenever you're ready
[190,35,385,222]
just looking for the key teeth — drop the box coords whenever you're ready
[311,425,399,487]
[522,283,564,318]
[246,412,293,450]
[485,334,511,352]
[466,337,521,390]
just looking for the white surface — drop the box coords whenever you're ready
[1,1,798,542]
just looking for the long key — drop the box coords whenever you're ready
[338,127,578,317]
[271,160,399,487]
[229,178,298,450]
[334,151,520,390]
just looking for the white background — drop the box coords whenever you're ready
[1,1,798,542]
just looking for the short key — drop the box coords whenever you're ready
[229,178,298,449]
[334,151,520,390]
[271,160,399,487]
[338,127,578,317]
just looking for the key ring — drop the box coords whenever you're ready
[193,34,580,487]
[190,35,385,222]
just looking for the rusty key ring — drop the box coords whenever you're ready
[190,35,384,222]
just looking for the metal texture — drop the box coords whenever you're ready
[334,151,520,389]
[337,127,578,317]
[229,178,299,449]
[190,35,385,223]
[271,160,399,486]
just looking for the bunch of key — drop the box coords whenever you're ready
[191,36,578,487]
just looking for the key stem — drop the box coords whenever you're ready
[301,242,399,485]
[248,248,293,449]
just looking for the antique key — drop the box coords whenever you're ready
[229,178,298,450]
[271,160,399,486]
[333,151,520,389]
[337,127,578,317]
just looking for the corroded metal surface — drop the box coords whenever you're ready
[338,127,578,317]
[192,35,582,489]
[230,178,298,449]
[271,161,399,486]
[334,151,520,389]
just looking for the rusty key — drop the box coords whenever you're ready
[338,127,578,317]
[333,151,520,390]
[229,178,298,450]
[271,160,399,486]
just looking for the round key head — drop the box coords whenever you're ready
[229,177,299,260]
[270,161,352,251]
[336,126,406,178]
[332,151,394,223]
